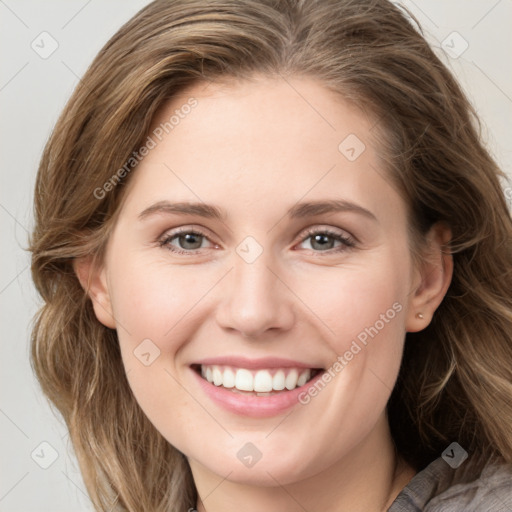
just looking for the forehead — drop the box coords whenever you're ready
[118,75,404,225]
[150,75,377,153]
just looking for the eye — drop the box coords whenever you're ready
[157,226,356,255]
[158,228,216,254]
[296,227,356,253]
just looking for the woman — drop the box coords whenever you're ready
[29,0,512,510]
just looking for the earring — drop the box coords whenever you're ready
[416,312,424,319]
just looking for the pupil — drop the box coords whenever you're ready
[177,233,335,251]
[312,234,333,250]
[180,233,202,250]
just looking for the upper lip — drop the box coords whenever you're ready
[192,356,323,370]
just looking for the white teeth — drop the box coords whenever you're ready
[272,370,286,390]
[285,369,299,390]
[297,369,310,387]
[212,366,223,386]
[223,368,235,388]
[235,369,254,391]
[253,370,273,392]
[199,365,315,392]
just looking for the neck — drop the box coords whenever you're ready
[191,414,416,512]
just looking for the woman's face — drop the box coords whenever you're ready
[94,76,426,485]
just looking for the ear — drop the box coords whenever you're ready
[405,222,453,333]
[73,255,116,329]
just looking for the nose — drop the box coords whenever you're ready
[215,248,295,339]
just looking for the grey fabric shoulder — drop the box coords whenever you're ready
[388,455,512,512]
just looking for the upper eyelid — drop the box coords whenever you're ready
[159,224,351,239]
[159,225,355,249]
[300,225,354,238]
[159,227,216,246]
[160,225,215,240]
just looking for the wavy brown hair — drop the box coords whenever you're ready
[29,0,512,510]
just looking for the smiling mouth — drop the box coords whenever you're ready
[191,364,323,395]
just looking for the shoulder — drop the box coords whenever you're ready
[425,457,512,512]
[389,455,512,512]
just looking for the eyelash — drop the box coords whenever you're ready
[157,226,356,255]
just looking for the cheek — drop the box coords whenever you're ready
[290,250,409,413]
[104,234,412,474]
[295,254,409,351]
[109,258,216,349]
[106,258,225,444]
[122,359,204,455]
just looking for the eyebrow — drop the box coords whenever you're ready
[138,199,377,222]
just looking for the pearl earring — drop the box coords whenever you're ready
[416,312,424,319]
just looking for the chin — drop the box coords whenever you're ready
[190,448,321,487]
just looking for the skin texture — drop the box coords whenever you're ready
[76,76,453,512]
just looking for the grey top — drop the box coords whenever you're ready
[388,456,512,511]
[188,455,512,511]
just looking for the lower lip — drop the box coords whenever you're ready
[190,367,325,418]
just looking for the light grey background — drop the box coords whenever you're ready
[1,1,511,510]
